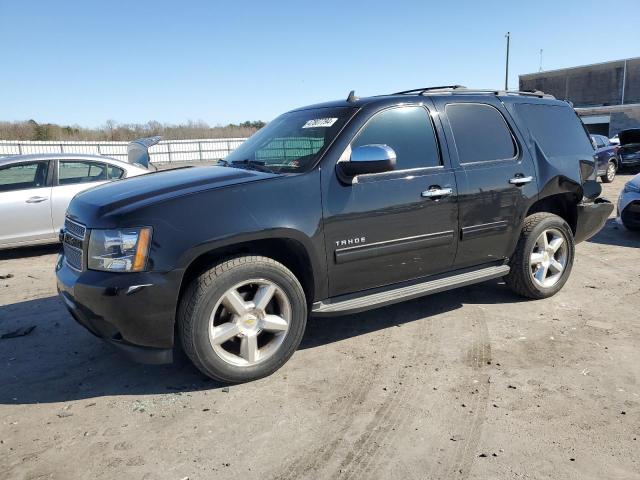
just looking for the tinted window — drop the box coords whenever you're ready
[351,106,440,170]
[0,161,49,192]
[108,165,125,179]
[59,161,107,185]
[446,103,516,163]
[514,104,594,158]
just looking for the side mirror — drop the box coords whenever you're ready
[338,144,396,177]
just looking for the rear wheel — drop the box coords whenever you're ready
[178,256,307,383]
[505,213,575,299]
[600,160,616,183]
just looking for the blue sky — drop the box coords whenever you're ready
[1,0,638,127]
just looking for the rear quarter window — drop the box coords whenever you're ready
[513,104,594,158]
[108,165,125,179]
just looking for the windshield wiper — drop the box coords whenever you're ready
[230,159,274,173]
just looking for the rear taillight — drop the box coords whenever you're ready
[579,159,596,182]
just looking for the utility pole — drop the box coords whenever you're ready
[621,59,627,105]
[504,32,511,90]
[539,49,543,72]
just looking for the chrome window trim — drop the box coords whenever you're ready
[353,164,446,184]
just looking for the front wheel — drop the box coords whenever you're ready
[505,213,575,299]
[178,256,307,383]
[600,160,616,183]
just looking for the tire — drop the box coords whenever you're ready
[178,255,307,383]
[622,219,640,232]
[505,213,575,300]
[600,160,616,183]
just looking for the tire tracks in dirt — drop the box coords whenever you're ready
[343,290,492,480]
[273,286,493,480]
[426,287,492,479]
[332,320,435,480]
[273,325,396,480]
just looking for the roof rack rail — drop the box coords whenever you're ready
[393,86,554,99]
[394,85,467,95]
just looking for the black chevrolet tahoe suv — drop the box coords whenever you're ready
[56,86,613,383]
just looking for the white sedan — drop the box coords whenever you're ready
[0,154,148,250]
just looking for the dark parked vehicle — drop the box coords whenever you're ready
[590,134,618,183]
[617,129,640,169]
[56,86,613,382]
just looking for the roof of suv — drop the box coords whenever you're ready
[291,87,567,113]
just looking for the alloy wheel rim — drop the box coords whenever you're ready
[209,279,291,367]
[529,228,568,288]
[607,163,615,181]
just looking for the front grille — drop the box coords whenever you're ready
[63,218,86,271]
[64,218,86,239]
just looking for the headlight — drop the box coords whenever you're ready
[88,227,152,272]
[623,182,640,194]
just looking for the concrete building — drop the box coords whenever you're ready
[519,57,640,137]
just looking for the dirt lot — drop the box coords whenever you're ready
[1,173,639,480]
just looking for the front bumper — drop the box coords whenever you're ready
[619,153,640,167]
[617,189,640,229]
[574,198,614,243]
[56,255,184,364]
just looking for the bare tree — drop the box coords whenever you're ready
[0,119,265,141]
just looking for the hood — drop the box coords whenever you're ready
[628,172,640,189]
[618,129,640,145]
[68,166,277,223]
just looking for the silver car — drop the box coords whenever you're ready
[0,154,148,249]
[618,173,640,231]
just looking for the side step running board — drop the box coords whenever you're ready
[312,264,510,315]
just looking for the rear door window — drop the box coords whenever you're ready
[58,161,107,185]
[0,161,49,192]
[513,104,594,158]
[445,103,516,163]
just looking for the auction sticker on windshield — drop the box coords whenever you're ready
[302,118,338,128]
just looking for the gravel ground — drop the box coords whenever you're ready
[0,172,639,480]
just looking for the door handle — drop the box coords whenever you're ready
[421,187,453,198]
[26,196,48,203]
[509,176,533,186]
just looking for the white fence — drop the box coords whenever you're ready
[0,138,248,164]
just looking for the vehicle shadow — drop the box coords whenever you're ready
[301,280,524,350]
[0,243,60,260]
[587,218,640,248]
[0,280,525,405]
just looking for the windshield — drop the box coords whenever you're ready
[225,107,355,173]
